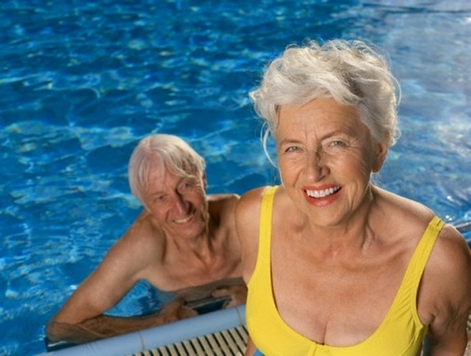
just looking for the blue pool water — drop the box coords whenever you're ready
[1,0,471,354]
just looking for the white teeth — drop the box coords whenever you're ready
[174,213,194,224]
[306,186,340,198]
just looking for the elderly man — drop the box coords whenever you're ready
[46,134,245,345]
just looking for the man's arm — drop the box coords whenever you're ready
[46,298,196,344]
[211,284,248,308]
[423,225,471,355]
[46,220,195,344]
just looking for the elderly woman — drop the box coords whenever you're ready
[236,40,471,355]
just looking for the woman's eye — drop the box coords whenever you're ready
[285,146,300,153]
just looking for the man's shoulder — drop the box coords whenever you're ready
[117,213,165,254]
[207,193,240,203]
[207,193,239,214]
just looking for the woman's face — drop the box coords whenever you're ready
[276,97,386,226]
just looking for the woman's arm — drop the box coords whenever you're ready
[244,337,258,356]
[235,187,267,284]
[236,187,268,356]
[423,225,471,355]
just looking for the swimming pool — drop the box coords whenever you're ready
[1,0,470,354]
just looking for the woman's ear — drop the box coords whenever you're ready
[372,142,388,173]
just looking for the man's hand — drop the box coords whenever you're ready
[211,284,247,308]
[158,299,198,323]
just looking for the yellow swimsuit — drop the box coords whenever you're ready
[246,186,444,356]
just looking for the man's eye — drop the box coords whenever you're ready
[178,180,197,193]
[149,195,167,207]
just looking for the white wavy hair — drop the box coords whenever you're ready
[250,39,401,161]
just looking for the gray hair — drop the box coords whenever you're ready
[250,39,401,159]
[128,134,206,206]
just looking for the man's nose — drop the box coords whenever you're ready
[172,192,189,213]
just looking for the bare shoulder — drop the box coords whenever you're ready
[376,187,470,287]
[427,223,470,285]
[373,187,437,237]
[436,223,470,258]
[236,186,272,282]
[207,193,240,218]
[375,187,471,341]
[207,192,240,203]
[375,187,432,214]
[236,186,270,228]
[237,186,269,211]
[106,210,166,271]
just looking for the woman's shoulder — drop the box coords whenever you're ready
[235,186,282,236]
[375,187,469,256]
[240,185,277,202]
[374,186,435,226]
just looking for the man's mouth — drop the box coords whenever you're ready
[305,186,341,198]
[174,212,195,224]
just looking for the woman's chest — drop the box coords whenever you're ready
[269,235,411,345]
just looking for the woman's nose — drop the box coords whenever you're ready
[305,150,328,180]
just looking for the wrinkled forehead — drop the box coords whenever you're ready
[144,160,199,188]
[145,161,176,183]
[142,166,175,197]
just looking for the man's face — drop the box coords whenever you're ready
[144,166,209,239]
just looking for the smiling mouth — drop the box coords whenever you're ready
[305,186,341,198]
[174,212,195,224]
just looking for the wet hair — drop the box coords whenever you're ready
[128,134,206,206]
[250,39,401,159]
